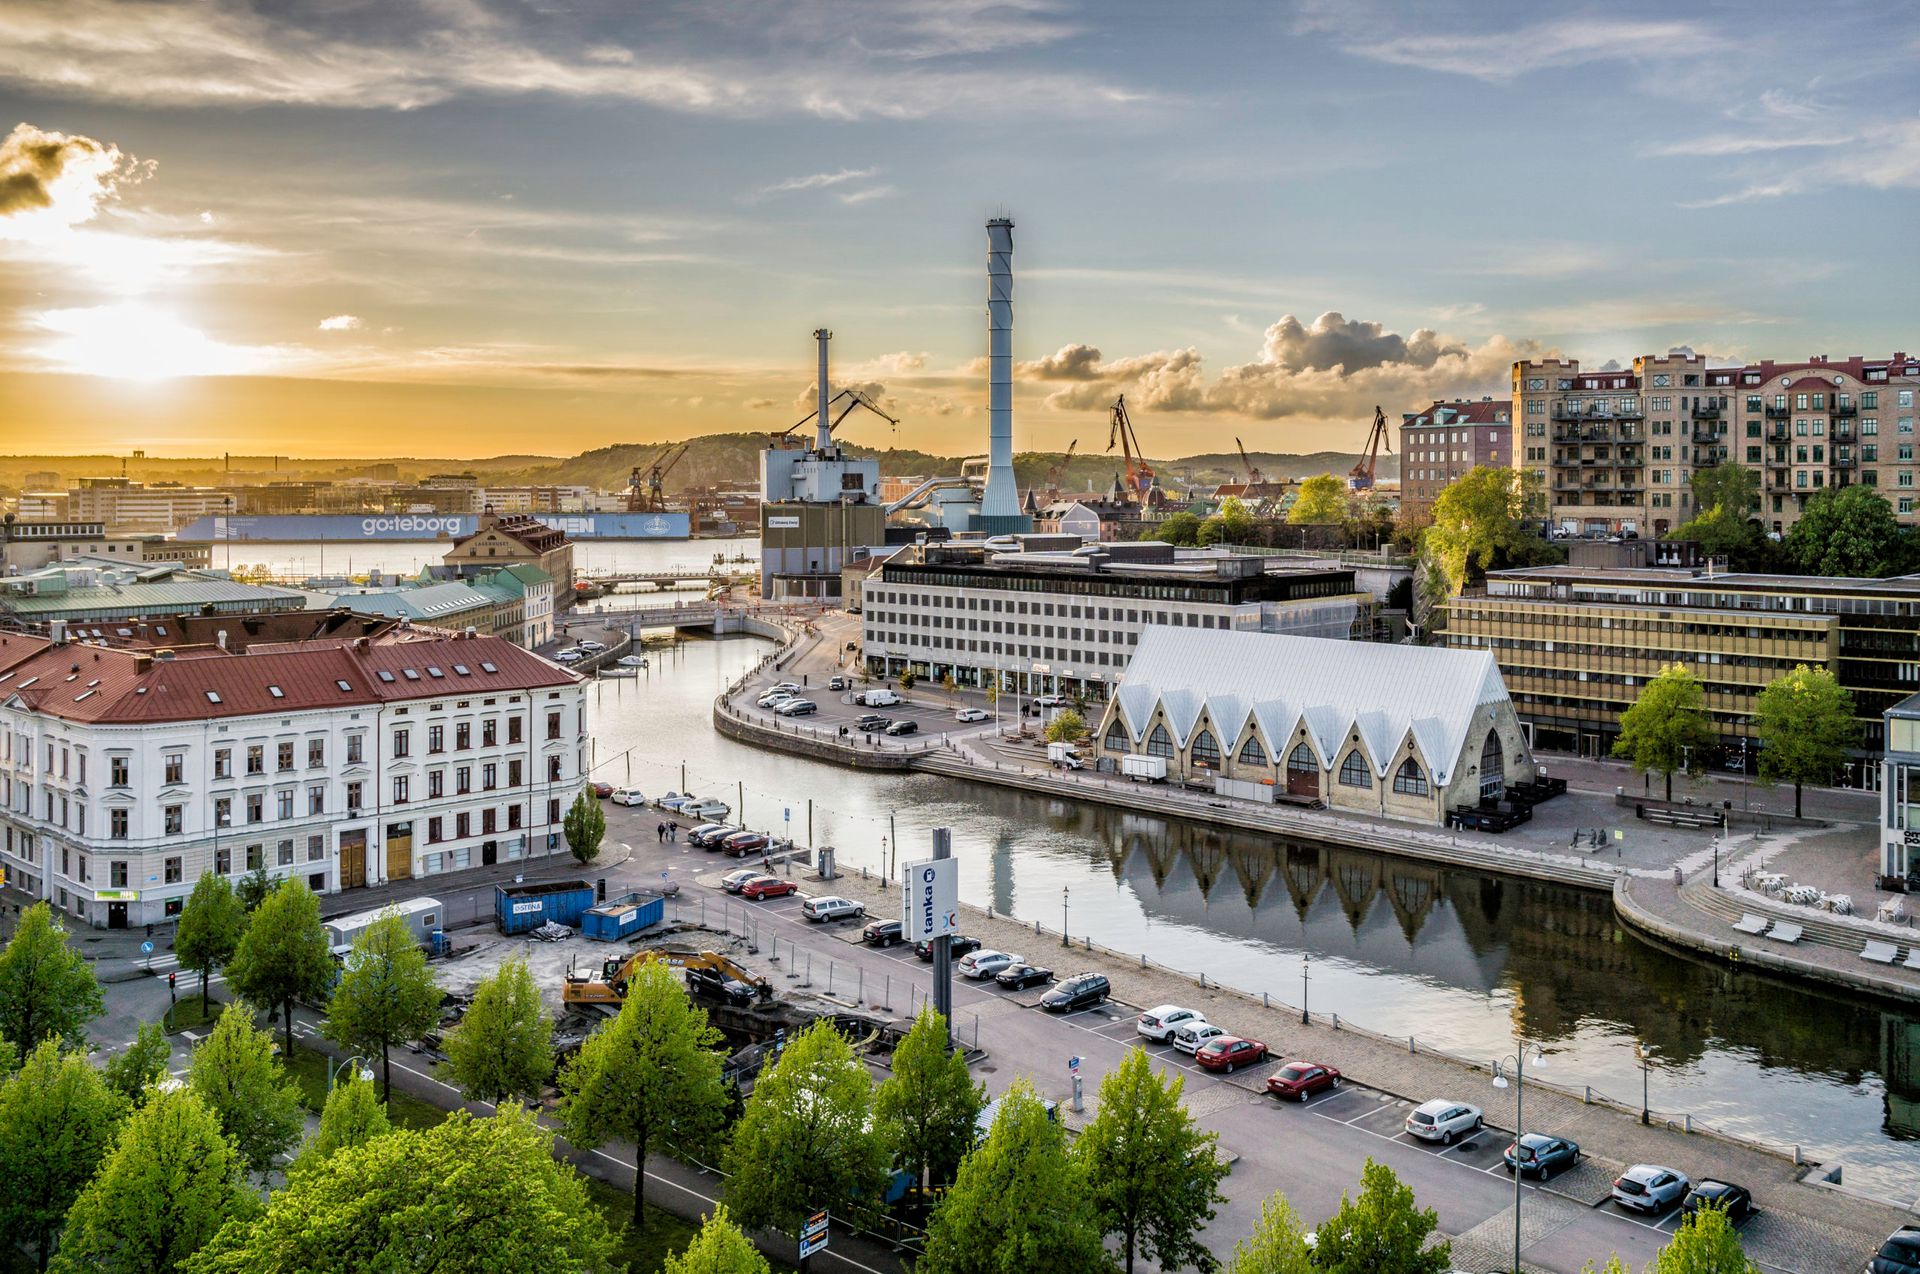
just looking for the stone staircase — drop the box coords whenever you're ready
[1684,881,1912,955]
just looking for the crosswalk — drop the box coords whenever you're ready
[130,951,225,988]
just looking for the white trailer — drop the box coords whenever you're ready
[324,897,445,957]
[1046,742,1084,770]
[1121,754,1167,783]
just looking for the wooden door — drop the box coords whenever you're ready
[385,827,413,881]
[339,831,367,890]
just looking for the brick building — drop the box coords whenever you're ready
[1399,398,1512,521]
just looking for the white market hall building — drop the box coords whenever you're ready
[1093,628,1536,825]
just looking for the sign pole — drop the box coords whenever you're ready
[932,828,953,1046]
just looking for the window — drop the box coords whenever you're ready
[166,754,186,785]
[309,784,325,815]
[346,781,363,811]
[1104,722,1130,752]
[346,735,364,765]
[308,739,325,768]
[308,835,325,862]
[547,756,563,781]
[277,741,294,772]
[508,758,523,786]
[164,855,182,884]
[456,766,472,795]
[109,808,128,839]
[428,770,444,799]
[246,843,263,871]
[428,724,445,753]
[1287,742,1316,778]
[482,762,497,791]
[394,775,410,803]
[482,808,497,835]
[393,729,410,758]
[214,797,232,828]
[215,847,231,874]
[1190,730,1221,768]
[110,755,129,787]
[246,793,263,824]
[1393,758,1430,797]
[1145,725,1174,758]
[456,723,471,750]
[482,719,497,747]
[276,790,293,820]
[428,816,443,843]
[546,711,562,741]
[164,805,182,835]
[1339,751,1371,788]
[507,716,523,744]
[1238,735,1268,766]
[456,812,471,839]
[246,745,264,775]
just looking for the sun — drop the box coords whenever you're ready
[31,303,279,380]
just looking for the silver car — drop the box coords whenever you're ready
[1405,1099,1483,1145]
[1136,1005,1207,1042]
[1612,1164,1689,1214]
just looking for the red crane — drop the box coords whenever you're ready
[1107,396,1155,503]
[1349,405,1391,491]
[1236,437,1264,487]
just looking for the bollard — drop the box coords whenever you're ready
[769,935,779,963]
[973,1014,980,1050]
[1684,1115,1693,1133]
[1332,1013,1340,1030]
[1199,972,1207,989]
[857,966,864,1005]
[828,963,836,996]
[1584,1086,1592,1103]
[1409,1036,1416,1053]
[1140,952,1147,968]
[1793,1145,1803,1165]
[881,974,891,1011]
[800,953,812,988]
[1262,991,1269,1009]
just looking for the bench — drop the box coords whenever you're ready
[1640,807,1723,830]
[1767,922,1804,945]
[1731,914,1768,935]
[1861,940,1901,965]
[1905,949,1920,971]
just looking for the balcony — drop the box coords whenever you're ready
[1764,404,1790,420]
[1691,428,1723,445]
[1691,403,1722,420]
[1832,401,1858,417]
[1832,425,1855,442]
[1833,455,1856,470]
[1768,426,1791,442]
[1614,404,1644,420]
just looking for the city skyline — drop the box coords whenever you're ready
[0,0,1914,457]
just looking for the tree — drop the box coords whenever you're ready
[1649,1204,1759,1274]
[1078,1047,1228,1274]
[175,872,247,1011]
[1692,463,1760,521]
[0,902,104,1052]
[1147,512,1202,546]
[187,1001,306,1178]
[558,960,728,1230]
[663,1206,772,1274]
[1201,495,1257,546]
[444,955,553,1104]
[1786,484,1902,577]
[1424,465,1549,596]
[899,668,919,692]
[564,788,607,865]
[103,1019,172,1103]
[724,1019,890,1244]
[52,1086,257,1274]
[184,1107,618,1274]
[1311,1158,1450,1274]
[873,1008,983,1192]
[1044,708,1088,745]
[1613,663,1719,803]
[1287,474,1349,525]
[1754,664,1858,818]
[297,1065,390,1172]
[941,673,960,703]
[1228,1192,1315,1274]
[234,866,275,913]
[224,877,333,1058]
[1581,1258,1631,1274]
[919,1081,1112,1274]
[323,912,443,1105]
[0,1037,126,1270]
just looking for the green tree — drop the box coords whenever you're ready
[0,902,105,1050]
[1649,1204,1759,1273]
[1613,663,1719,802]
[724,1019,890,1244]
[919,1081,1112,1274]
[1287,473,1349,525]
[444,955,553,1104]
[873,1007,984,1192]
[185,1107,618,1274]
[565,788,606,865]
[1754,664,1859,818]
[1044,708,1088,745]
[663,1206,772,1274]
[187,1001,305,1178]
[52,1086,257,1274]
[1581,1257,1631,1274]
[558,960,728,1231]
[899,668,919,693]
[175,872,248,1011]
[225,877,333,1058]
[1228,1191,1315,1274]
[1786,484,1902,577]
[0,1037,126,1270]
[1692,462,1760,521]
[1078,1047,1228,1274]
[103,1019,172,1103]
[1148,512,1203,546]
[323,912,443,1105]
[234,866,275,913]
[297,1064,391,1173]
[1312,1158,1449,1274]
[1424,465,1549,596]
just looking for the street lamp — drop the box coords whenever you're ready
[327,1053,374,1088]
[1491,1041,1547,1274]
[1061,885,1070,947]
[1635,1044,1653,1126]
[1300,954,1310,1025]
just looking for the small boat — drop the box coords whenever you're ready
[617,655,650,668]
[683,797,731,820]
[598,667,637,679]
[657,792,693,812]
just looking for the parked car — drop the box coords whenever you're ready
[884,719,919,737]
[915,935,982,962]
[610,787,647,806]
[591,781,613,798]
[721,869,762,893]
[996,961,1053,990]
[722,831,770,856]
[957,950,1020,980]
[1611,1164,1689,1214]
[577,639,606,652]
[687,823,736,848]
[774,698,818,716]
[862,919,905,947]
[1680,1180,1753,1223]
[1869,1225,1920,1274]
[828,676,848,691]
[685,966,756,1005]
[1404,1099,1483,1145]
[770,682,803,694]
[1195,1036,1268,1073]
[554,649,585,663]
[1039,972,1110,1012]
[800,895,864,923]
[758,691,796,708]
[955,707,989,722]
[1503,1133,1580,1180]
[1266,1061,1342,1101]
[1136,1005,1207,1043]
[740,876,798,901]
[1171,1021,1228,1055]
[855,713,891,731]
[1034,694,1068,708]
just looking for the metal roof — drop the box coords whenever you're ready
[0,577,306,615]
[1110,627,1512,785]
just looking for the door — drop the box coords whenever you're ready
[107,902,128,929]
[339,830,367,890]
[482,840,498,866]
[1286,744,1319,798]
[385,823,413,881]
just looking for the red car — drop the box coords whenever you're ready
[739,876,797,900]
[592,782,614,799]
[1194,1036,1268,1073]
[722,831,771,857]
[1266,1060,1341,1101]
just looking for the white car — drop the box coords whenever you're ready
[758,691,796,708]
[800,896,864,923]
[553,649,585,663]
[1136,1005,1207,1042]
[771,682,803,695]
[957,950,1021,980]
[577,639,606,652]
[1170,1021,1228,1055]
[1034,694,1068,708]
[1405,1099,1483,1145]
[955,708,989,722]
[1611,1164,1689,1214]
[610,788,646,806]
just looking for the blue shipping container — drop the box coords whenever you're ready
[581,896,665,942]
[494,880,597,935]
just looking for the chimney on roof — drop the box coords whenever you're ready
[133,652,152,672]
[48,619,65,644]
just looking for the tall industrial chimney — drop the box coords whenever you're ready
[978,217,1030,533]
[813,327,833,453]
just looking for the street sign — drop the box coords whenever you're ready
[900,856,959,942]
[1068,1055,1082,1075]
[140,940,154,954]
[799,1210,829,1258]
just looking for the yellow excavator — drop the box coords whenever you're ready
[563,946,773,1007]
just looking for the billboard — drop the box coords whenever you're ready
[178,512,691,542]
[900,857,959,943]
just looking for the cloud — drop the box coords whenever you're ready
[1258,312,1462,373]
[317,314,361,331]
[1676,118,1920,206]
[743,397,775,410]
[1642,133,1831,158]
[1020,343,1107,380]
[754,167,877,198]
[838,184,898,205]
[1299,6,1716,83]
[0,121,144,237]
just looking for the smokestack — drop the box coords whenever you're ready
[813,328,833,453]
[979,217,1029,532]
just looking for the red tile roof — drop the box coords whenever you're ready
[1401,398,1510,428]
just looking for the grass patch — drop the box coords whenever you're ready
[582,1178,707,1273]
[282,1044,449,1132]
[162,995,224,1034]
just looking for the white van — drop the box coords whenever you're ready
[861,688,902,708]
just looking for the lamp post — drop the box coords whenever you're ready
[1491,1040,1546,1274]
[1061,885,1070,947]
[1712,832,1720,888]
[1300,954,1310,1025]
[1635,1044,1652,1126]
[327,1053,374,1089]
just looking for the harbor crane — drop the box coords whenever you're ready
[626,441,690,513]
[1348,405,1391,491]
[1044,438,1078,492]
[1106,396,1155,503]
[774,387,899,446]
[1236,437,1264,488]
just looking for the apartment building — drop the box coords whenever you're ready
[1443,564,1920,781]
[1399,398,1512,521]
[67,478,230,530]
[860,538,1371,701]
[0,627,587,929]
[1514,352,1920,538]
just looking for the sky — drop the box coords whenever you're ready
[0,0,1914,461]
